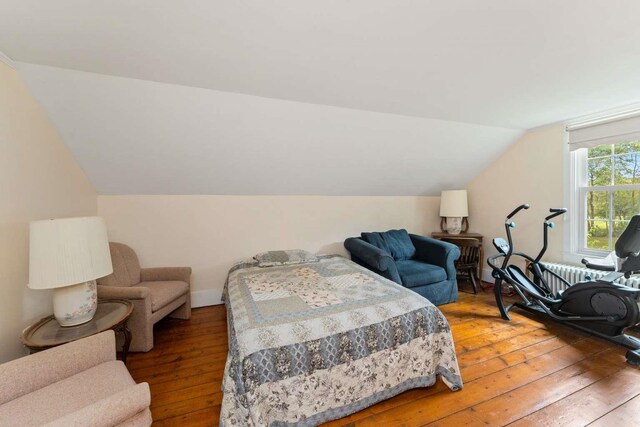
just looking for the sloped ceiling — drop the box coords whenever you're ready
[2,1,640,195]
[16,63,522,195]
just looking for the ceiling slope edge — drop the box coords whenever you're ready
[14,61,524,133]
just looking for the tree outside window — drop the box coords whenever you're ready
[585,142,640,250]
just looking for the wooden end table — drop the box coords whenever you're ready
[431,232,484,279]
[21,299,134,364]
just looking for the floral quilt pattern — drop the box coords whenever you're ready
[221,255,462,426]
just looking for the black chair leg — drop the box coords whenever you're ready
[468,268,478,294]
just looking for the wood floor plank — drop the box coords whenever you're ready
[588,392,640,427]
[454,321,541,352]
[440,348,625,426]
[149,371,220,398]
[132,358,226,387]
[152,326,228,345]
[509,364,640,427]
[126,342,229,371]
[152,392,223,421]
[423,409,490,427]
[449,318,528,344]
[128,350,228,377]
[457,327,579,368]
[441,300,536,323]
[151,381,220,408]
[153,407,220,427]
[128,336,229,362]
[460,334,586,382]
[155,405,222,426]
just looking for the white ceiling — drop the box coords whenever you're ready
[2,1,640,195]
[2,1,640,129]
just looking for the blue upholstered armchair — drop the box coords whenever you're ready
[344,229,461,305]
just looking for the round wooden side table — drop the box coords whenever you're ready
[21,299,134,364]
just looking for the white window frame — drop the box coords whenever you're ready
[568,145,640,260]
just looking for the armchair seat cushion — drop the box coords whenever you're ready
[136,281,188,312]
[0,361,133,426]
[396,260,447,288]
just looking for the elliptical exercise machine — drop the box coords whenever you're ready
[488,204,640,366]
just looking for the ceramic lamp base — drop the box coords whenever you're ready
[440,217,469,234]
[53,280,98,327]
[445,217,463,234]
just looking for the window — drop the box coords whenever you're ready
[576,142,640,253]
[567,110,640,259]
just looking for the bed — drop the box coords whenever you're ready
[220,252,462,426]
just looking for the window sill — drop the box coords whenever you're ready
[562,250,609,266]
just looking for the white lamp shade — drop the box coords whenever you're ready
[28,216,113,289]
[440,190,469,217]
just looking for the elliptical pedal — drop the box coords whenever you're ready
[627,349,640,367]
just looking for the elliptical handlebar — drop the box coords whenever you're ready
[545,208,567,222]
[506,204,530,220]
[502,203,530,268]
[535,207,567,263]
[581,259,616,272]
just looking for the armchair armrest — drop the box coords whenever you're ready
[43,383,151,427]
[344,238,401,283]
[97,285,150,300]
[409,234,460,280]
[140,267,192,284]
[1,331,116,405]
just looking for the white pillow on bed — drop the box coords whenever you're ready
[254,249,319,267]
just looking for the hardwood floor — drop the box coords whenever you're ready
[127,284,640,426]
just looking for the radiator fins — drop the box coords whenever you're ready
[542,262,640,294]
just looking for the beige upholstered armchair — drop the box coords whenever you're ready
[0,331,151,426]
[97,242,191,352]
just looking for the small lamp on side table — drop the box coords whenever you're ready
[28,216,113,327]
[440,190,469,234]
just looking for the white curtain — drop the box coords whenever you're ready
[567,113,640,151]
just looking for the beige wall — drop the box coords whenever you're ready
[96,126,567,305]
[467,124,566,280]
[98,195,441,306]
[0,62,97,362]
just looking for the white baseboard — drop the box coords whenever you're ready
[191,289,224,308]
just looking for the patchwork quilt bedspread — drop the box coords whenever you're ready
[220,255,462,426]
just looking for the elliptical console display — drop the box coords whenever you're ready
[487,204,640,366]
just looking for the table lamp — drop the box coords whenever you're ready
[28,216,113,326]
[440,190,469,234]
